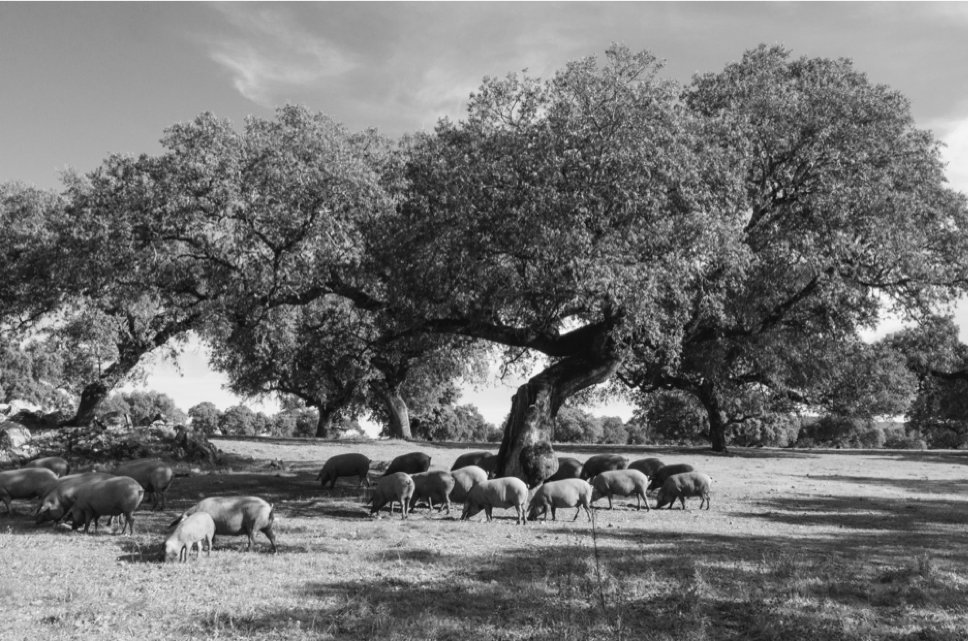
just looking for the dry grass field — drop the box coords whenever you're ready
[3,438,968,641]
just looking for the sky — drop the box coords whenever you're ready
[2,2,967,425]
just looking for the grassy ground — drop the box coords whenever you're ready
[3,439,968,640]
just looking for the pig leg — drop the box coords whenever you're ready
[1,494,11,515]
[261,525,278,553]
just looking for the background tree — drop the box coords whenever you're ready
[553,406,605,444]
[600,416,629,445]
[208,298,372,438]
[885,317,968,447]
[410,403,499,442]
[188,401,222,435]
[218,405,267,436]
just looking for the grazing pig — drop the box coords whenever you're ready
[590,469,650,511]
[164,512,216,562]
[370,472,415,520]
[26,456,70,477]
[655,472,711,510]
[527,478,593,522]
[579,454,629,480]
[628,457,664,479]
[451,451,493,471]
[113,459,174,510]
[545,456,582,483]
[384,452,431,476]
[449,465,488,503]
[477,453,499,478]
[36,472,114,524]
[647,463,696,492]
[317,453,371,489]
[69,476,144,534]
[545,457,583,482]
[0,468,59,515]
[171,496,277,552]
[409,470,456,514]
[461,477,529,525]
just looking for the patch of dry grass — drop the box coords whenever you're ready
[3,440,968,640]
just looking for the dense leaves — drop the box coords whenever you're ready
[624,45,968,450]
[2,46,967,455]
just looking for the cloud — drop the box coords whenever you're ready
[940,117,968,195]
[205,6,355,106]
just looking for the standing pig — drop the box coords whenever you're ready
[317,453,371,489]
[170,496,277,552]
[477,454,499,479]
[451,451,493,471]
[590,469,650,511]
[647,463,695,492]
[655,472,711,510]
[527,478,593,522]
[461,477,529,525]
[579,454,629,480]
[164,512,216,562]
[409,470,456,514]
[113,459,174,510]
[384,452,431,476]
[369,472,415,520]
[36,472,114,524]
[0,468,59,515]
[449,465,488,503]
[628,457,664,479]
[69,476,144,534]
[26,456,70,477]
[545,457,583,482]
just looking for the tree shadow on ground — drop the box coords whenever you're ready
[185,524,968,641]
[752,492,968,534]
[803,474,968,495]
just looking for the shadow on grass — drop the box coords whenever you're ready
[179,475,968,640]
[803,474,968,496]
[752,493,968,535]
[185,526,968,640]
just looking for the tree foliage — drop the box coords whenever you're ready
[623,45,968,450]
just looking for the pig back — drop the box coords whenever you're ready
[75,476,144,515]
[580,454,629,480]
[475,477,528,508]
[385,452,431,476]
[193,496,273,535]
[0,467,59,498]
[323,453,370,475]
[115,459,173,492]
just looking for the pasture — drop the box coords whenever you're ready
[3,439,968,641]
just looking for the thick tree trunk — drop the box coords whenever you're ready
[379,386,412,440]
[69,381,109,427]
[497,352,623,486]
[696,381,730,453]
[315,407,336,438]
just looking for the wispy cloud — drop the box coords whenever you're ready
[205,6,355,106]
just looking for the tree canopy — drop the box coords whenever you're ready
[2,44,967,468]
